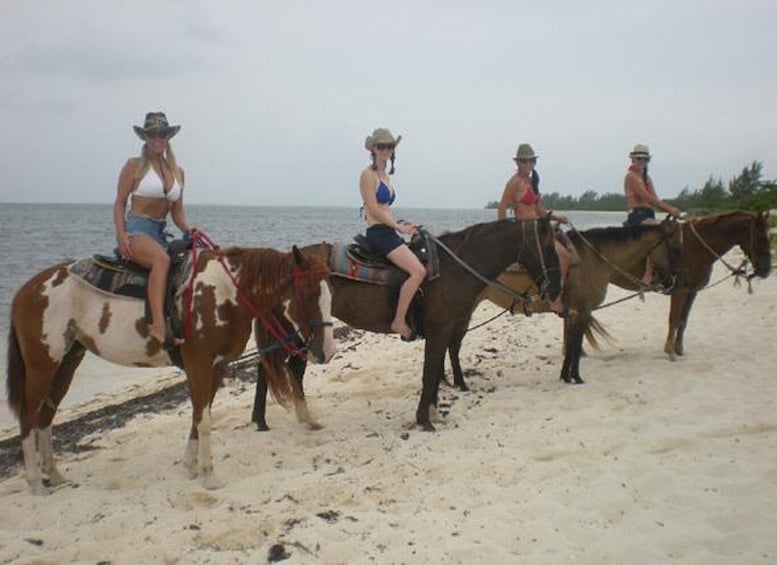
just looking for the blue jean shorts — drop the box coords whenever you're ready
[366,224,405,257]
[126,215,171,247]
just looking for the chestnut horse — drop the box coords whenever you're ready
[479,219,684,385]
[253,219,562,431]
[610,210,771,360]
[6,245,335,494]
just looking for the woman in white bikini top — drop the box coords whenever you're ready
[112,111,194,346]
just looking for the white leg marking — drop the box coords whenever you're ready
[319,281,336,363]
[22,432,46,495]
[39,426,66,485]
[183,439,198,479]
[196,410,222,489]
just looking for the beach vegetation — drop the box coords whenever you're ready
[485,161,777,214]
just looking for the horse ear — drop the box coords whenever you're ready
[292,245,305,267]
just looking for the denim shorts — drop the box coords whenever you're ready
[365,224,405,257]
[126,215,171,247]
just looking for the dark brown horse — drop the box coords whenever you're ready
[253,219,563,431]
[472,219,685,385]
[610,210,771,360]
[6,245,335,494]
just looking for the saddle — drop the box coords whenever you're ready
[330,231,440,285]
[68,238,194,367]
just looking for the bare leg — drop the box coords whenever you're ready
[550,240,571,314]
[386,244,426,340]
[126,235,171,343]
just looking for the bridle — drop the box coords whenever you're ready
[184,230,332,359]
[424,219,559,313]
[686,214,767,292]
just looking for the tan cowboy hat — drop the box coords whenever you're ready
[133,112,181,140]
[629,143,651,159]
[513,143,538,162]
[365,128,402,151]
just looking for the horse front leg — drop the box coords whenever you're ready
[417,335,448,431]
[183,359,223,489]
[665,293,688,361]
[288,355,320,430]
[674,291,697,358]
[252,363,270,431]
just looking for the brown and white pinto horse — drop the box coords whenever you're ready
[6,245,335,494]
[611,210,771,360]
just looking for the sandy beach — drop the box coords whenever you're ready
[1,252,775,564]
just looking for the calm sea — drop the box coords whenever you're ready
[0,203,623,427]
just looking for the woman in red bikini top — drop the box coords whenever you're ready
[496,143,569,314]
[497,143,567,223]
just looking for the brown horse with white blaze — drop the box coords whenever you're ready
[6,245,335,494]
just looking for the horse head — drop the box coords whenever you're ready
[649,216,689,291]
[516,219,563,303]
[284,245,336,364]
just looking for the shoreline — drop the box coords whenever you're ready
[1,256,775,563]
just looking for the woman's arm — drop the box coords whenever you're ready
[170,167,192,233]
[497,177,516,220]
[114,158,137,259]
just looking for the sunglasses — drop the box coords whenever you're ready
[517,158,537,164]
[634,156,650,162]
[374,143,395,151]
[146,131,170,140]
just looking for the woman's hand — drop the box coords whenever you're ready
[117,231,133,260]
[396,220,419,235]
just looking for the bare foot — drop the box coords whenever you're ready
[150,326,166,343]
[150,326,184,346]
[390,320,414,341]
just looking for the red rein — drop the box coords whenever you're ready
[183,230,323,359]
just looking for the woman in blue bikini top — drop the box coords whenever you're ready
[359,128,426,341]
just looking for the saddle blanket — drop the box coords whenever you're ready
[329,241,440,285]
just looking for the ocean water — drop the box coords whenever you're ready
[0,203,624,428]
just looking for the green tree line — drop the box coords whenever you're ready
[485,161,777,213]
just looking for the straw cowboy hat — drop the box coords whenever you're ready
[365,128,402,151]
[133,112,181,140]
[629,143,651,159]
[513,143,538,162]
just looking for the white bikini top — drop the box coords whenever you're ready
[133,165,182,201]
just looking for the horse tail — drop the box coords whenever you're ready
[6,321,26,419]
[259,348,302,409]
[583,314,612,351]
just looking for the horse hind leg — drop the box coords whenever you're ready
[35,343,86,487]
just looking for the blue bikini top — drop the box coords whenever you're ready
[376,180,395,206]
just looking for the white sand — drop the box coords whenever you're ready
[1,253,776,564]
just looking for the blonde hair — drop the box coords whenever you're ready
[134,143,184,186]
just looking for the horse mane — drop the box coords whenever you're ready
[691,210,754,231]
[437,220,522,253]
[219,246,294,302]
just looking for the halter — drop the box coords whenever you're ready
[184,230,331,359]
[423,220,557,313]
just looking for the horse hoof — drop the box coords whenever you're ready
[305,421,323,431]
[418,422,436,432]
[254,422,270,432]
[30,482,49,496]
[200,472,223,490]
[573,377,585,385]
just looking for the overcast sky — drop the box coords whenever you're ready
[1,1,775,209]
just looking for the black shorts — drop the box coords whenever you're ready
[625,206,656,226]
[365,224,404,257]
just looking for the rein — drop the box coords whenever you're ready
[422,221,550,313]
[184,230,325,359]
[687,218,753,293]
[566,219,676,293]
